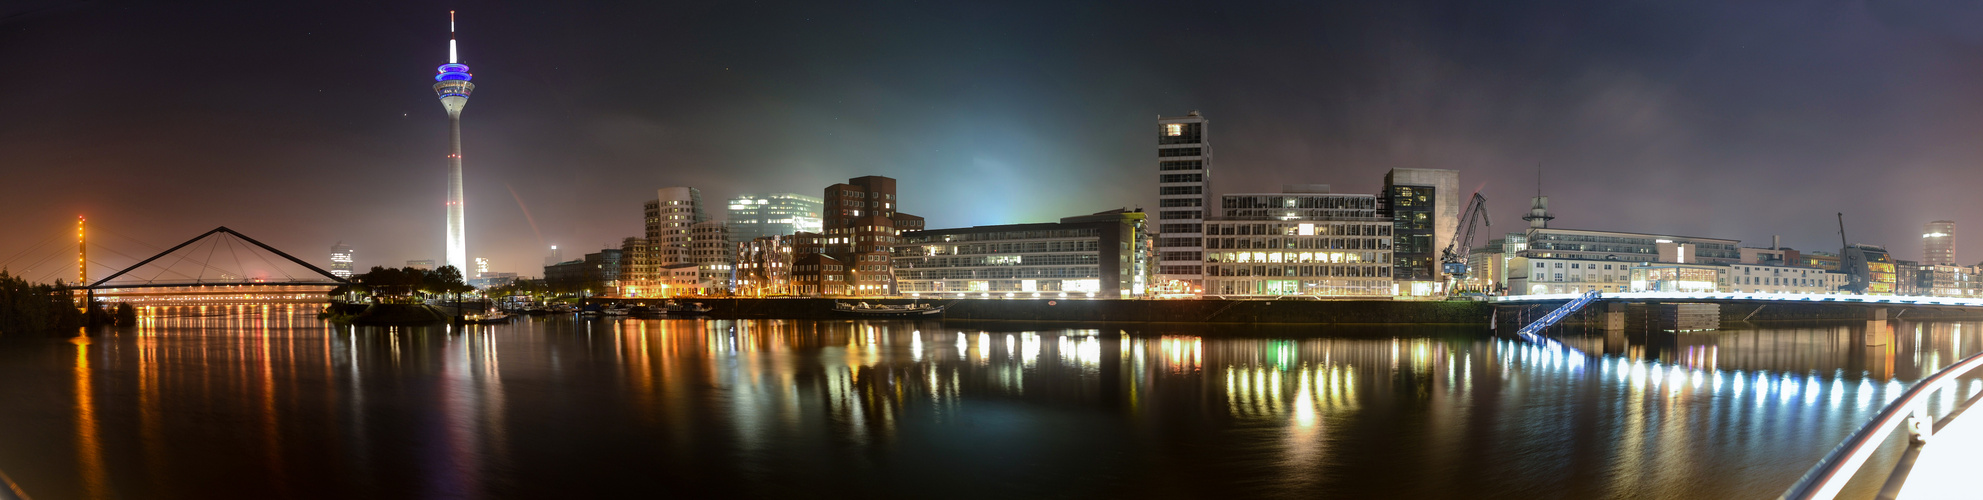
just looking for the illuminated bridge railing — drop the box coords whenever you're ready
[92,284,339,305]
[1779,351,1983,500]
[1515,290,1601,336]
[1493,291,1983,307]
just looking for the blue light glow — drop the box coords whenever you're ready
[435,63,473,82]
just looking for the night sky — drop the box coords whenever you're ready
[7,0,1983,280]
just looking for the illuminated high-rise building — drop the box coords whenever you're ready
[329,242,354,278]
[1155,111,1210,294]
[726,193,824,243]
[433,11,475,274]
[1924,220,1955,266]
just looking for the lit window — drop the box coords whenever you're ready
[1165,124,1183,136]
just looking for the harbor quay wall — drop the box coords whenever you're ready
[592,298,1495,324]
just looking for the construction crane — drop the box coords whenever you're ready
[1440,192,1491,293]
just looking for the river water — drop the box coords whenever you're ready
[0,305,1974,499]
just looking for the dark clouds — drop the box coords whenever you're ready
[5,0,1983,279]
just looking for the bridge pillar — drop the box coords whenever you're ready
[1865,307,1891,346]
[1602,302,1626,332]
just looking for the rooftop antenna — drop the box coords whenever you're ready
[448,11,458,64]
[1522,162,1553,228]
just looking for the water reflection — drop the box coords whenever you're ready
[2,310,1979,498]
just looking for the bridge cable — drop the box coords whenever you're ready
[222,234,247,282]
[21,243,76,284]
[239,237,297,282]
[197,234,221,283]
[147,237,212,285]
[0,231,62,272]
[104,241,237,287]
[92,225,165,253]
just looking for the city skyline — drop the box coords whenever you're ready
[7,2,1983,276]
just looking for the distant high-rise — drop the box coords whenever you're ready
[645,187,707,265]
[1155,111,1210,294]
[329,243,354,278]
[473,257,489,277]
[407,260,436,271]
[544,245,564,267]
[1925,220,1956,266]
[432,11,476,274]
[726,193,824,243]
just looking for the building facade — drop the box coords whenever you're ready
[1201,189,1393,297]
[329,242,354,279]
[1509,257,1639,295]
[1154,111,1211,295]
[635,187,705,296]
[1382,168,1459,296]
[893,210,1148,298]
[818,176,921,295]
[1926,220,1956,266]
[1725,264,1840,294]
[690,220,733,294]
[1524,228,1740,264]
[726,193,824,243]
[734,235,795,296]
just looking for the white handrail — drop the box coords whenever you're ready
[1780,351,1983,499]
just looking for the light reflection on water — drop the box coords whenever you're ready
[0,308,1975,498]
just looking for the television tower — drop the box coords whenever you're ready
[434,11,475,273]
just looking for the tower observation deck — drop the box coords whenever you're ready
[434,11,474,273]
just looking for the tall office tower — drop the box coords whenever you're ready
[433,11,475,273]
[1155,111,1210,295]
[544,245,564,266]
[329,242,354,278]
[473,257,489,277]
[1382,168,1459,296]
[726,193,825,243]
[645,187,707,266]
[1925,220,1956,265]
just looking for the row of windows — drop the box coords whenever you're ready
[1206,279,1390,296]
[1158,238,1201,248]
[906,229,1101,243]
[1205,264,1391,278]
[1159,224,1202,235]
[1223,196,1377,209]
[1207,251,1387,264]
[1160,251,1202,262]
[1205,237,1388,250]
[1205,223,1390,236]
[1159,160,1204,171]
[1159,198,1202,207]
[1158,265,1203,275]
[899,267,1102,280]
[1537,262,1624,270]
[1220,209,1383,220]
[1160,174,1203,183]
[1160,210,1201,220]
[903,254,1100,268]
[1158,123,1203,144]
[1159,186,1203,195]
[1158,147,1203,157]
[926,240,1102,255]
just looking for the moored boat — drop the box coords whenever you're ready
[833,301,945,317]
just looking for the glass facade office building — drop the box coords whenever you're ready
[726,193,823,244]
